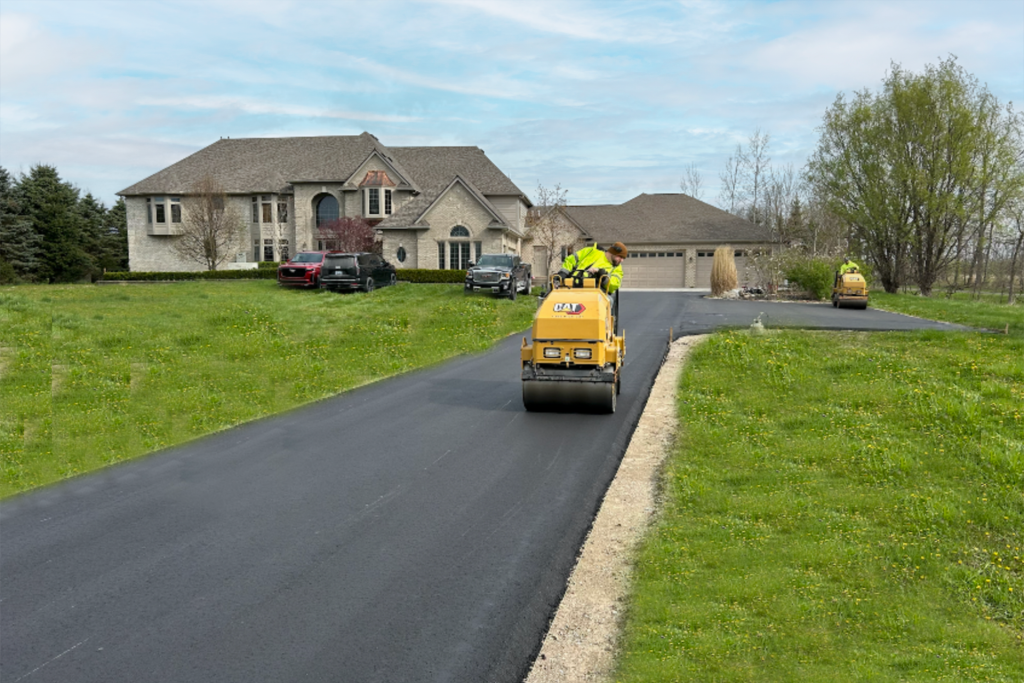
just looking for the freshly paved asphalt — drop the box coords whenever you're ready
[0,293,969,683]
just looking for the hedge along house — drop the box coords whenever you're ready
[118,132,532,272]
[542,193,773,290]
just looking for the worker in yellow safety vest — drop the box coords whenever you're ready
[839,257,860,274]
[558,242,628,294]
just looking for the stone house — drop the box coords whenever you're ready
[118,132,532,272]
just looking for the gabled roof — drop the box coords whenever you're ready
[564,193,770,245]
[342,149,419,193]
[117,133,531,207]
[378,175,517,234]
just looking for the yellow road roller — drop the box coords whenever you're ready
[832,268,869,309]
[521,271,625,413]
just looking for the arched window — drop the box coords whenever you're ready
[316,194,339,227]
[441,225,472,269]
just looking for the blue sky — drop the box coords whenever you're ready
[1,0,1022,209]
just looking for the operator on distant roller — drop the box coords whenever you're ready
[558,242,628,294]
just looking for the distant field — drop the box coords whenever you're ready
[0,281,536,498]
[616,298,1023,681]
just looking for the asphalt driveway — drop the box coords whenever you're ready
[0,293,968,683]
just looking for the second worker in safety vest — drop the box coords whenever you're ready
[558,242,628,294]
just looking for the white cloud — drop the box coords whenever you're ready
[139,95,423,123]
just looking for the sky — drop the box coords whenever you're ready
[1,0,1022,210]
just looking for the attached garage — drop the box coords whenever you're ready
[561,194,772,291]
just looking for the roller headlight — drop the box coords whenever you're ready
[543,347,561,359]
[573,348,592,359]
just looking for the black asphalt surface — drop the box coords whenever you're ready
[0,293,969,683]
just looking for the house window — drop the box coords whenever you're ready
[263,239,274,261]
[146,198,152,223]
[316,194,339,227]
[170,197,181,223]
[280,240,289,262]
[251,197,259,223]
[450,242,470,270]
[437,242,445,269]
[262,202,272,224]
[253,240,260,261]
[450,226,469,238]
[277,202,288,224]
[474,241,482,262]
[396,246,407,263]
[154,197,166,223]
[384,189,392,215]
[368,188,380,215]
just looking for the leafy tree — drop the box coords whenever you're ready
[15,165,92,283]
[174,176,245,271]
[0,167,42,283]
[806,56,1024,295]
[317,216,379,253]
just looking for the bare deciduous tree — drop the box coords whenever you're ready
[718,146,747,215]
[680,162,705,200]
[174,176,244,271]
[525,183,578,278]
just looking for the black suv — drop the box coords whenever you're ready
[319,252,397,293]
[464,254,532,300]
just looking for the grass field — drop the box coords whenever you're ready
[615,298,1023,681]
[0,281,536,498]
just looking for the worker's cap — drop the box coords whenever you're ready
[607,242,628,259]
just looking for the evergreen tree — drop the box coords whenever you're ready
[16,165,92,283]
[0,167,42,283]
[78,192,127,273]
[78,192,108,275]
[104,198,129,271]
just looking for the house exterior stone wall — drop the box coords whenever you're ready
[126,195,252,272]
[422,183,507,269]
[380,230,418,270]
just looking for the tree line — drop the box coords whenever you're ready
[684,56,1024,301]
[1,165,128,284]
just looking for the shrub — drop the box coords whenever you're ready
[784,256,836,300]
[710,246,737,295]
[396,269,468,283]
[100,269,277,281]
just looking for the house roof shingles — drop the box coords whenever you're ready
[565,193,770,246]
[118,133,529,205]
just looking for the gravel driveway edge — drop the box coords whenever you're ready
[524,334,709,682]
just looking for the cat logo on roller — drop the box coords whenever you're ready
[552,303,586,315]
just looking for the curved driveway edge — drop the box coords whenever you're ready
[525,335,709,682]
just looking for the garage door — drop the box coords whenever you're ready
[621,251,686,289]
[695,250,753,288]
[695,251,714,288]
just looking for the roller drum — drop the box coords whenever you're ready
[522,380,616,414]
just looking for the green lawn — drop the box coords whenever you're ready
[615,297,1023,681]
[0,281,536,498]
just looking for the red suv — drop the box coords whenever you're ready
[277,251,329,288]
